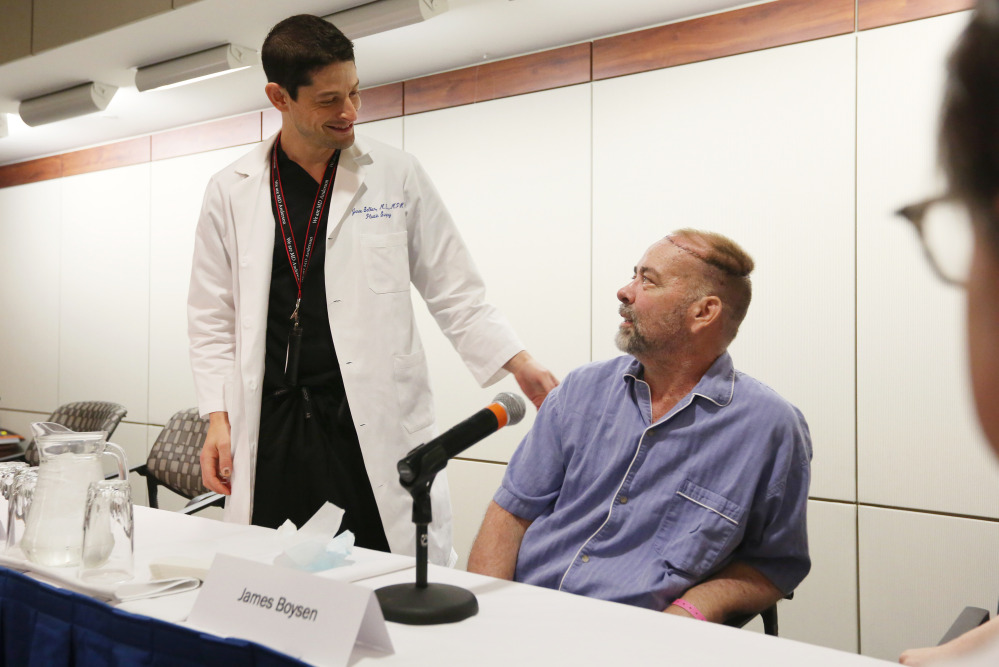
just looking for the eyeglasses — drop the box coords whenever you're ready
[895,195,974,287]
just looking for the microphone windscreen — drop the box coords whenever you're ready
[493,392,526,426]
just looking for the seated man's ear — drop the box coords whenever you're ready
[689,295,723,333]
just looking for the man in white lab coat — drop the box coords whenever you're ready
[187,14,557,565]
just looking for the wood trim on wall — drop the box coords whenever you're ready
[61,137,151,178]
[592,0,855,81]
[405,44,591,115]
[858,0,975,31]
[0,0,973,189]
[150,114,261,162]
[0,155,62,189]
[358,82,404,123]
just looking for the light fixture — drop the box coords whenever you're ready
[19,82,118,127]
[324,0,449,40]
[135,44,256,93]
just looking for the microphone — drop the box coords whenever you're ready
[397,392,526,487]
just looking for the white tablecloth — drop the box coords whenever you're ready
[4,504,893,666]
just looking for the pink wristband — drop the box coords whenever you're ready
[670,598,706,621]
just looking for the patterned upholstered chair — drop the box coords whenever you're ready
[19,401,128,465]
[132,408,224,514]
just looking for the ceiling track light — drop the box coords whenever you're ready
[324,0,449,40]
[19,82,118,127]
[135,44,256,93]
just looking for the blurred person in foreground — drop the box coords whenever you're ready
[897,1,999,664]
[468,229,812,621]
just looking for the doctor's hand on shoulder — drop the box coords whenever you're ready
[201,411,233,495]
[504,351,559,410]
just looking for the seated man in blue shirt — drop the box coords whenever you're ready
[467,229,811,622]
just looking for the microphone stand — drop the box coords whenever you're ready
[374,466,478,624]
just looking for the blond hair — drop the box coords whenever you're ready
[669,229,755,343]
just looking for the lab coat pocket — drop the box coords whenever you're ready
[393,350,435,434]
[654,480,745,579]
[361,231,410,294]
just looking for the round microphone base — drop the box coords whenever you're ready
[375,582,478,625]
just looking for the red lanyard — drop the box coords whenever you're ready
[270,134,341,324]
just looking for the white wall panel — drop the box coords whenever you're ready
[103,419,147,477]
[0,180,61,413]
[859,505,999,660]
[402,85,592,463]
[356,117,403,149]
[59,163,151,423]
[593,36,857,502]
[448,458,506,570]
[0,409,46,444]
[856,12,999,519]
[778,500,859,653]
[149,145,256,424]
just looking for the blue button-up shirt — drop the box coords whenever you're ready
[494,353,812,611]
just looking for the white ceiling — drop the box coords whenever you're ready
[0,0,760,166]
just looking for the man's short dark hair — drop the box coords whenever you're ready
[262,14,355,100]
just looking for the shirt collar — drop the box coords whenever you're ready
[622,351,736,408]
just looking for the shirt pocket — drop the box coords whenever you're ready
[361,231,410,294]
[393,350,435,434]
[654,479,746,579]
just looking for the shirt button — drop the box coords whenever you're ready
[581,554,589,563]
[619,496,628,504]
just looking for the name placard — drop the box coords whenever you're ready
[187,554,393,666]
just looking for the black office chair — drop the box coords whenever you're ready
[3,401,129,465]
[724,602,780,636]
[130,408,224,515]
[938,600,994,645]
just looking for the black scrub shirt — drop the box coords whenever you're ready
[252,142,390,553]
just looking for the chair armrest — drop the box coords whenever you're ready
[181,492,225,515]
[0,449,27,463]
[940,607,991,645]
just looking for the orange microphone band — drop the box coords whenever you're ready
[486,403,508,429]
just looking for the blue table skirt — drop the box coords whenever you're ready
[0,567,311,666]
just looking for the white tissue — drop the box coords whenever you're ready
[273,502,354,572]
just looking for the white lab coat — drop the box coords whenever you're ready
[187,135,523,565]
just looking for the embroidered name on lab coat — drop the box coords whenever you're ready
[351,202,406,219]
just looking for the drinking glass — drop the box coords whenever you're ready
[79,479,133,583]
[5,468,37,555]
[0,461,30,539]
[0,461,30,498]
